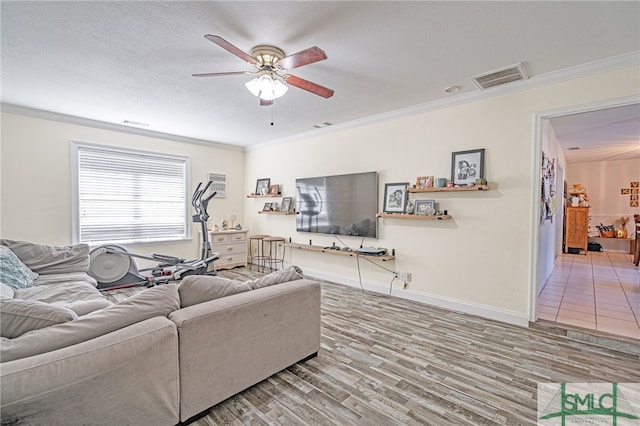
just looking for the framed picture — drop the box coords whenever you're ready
[207,173,226,198]
[255,178,271,196]
[262,202,272,211]
[451,149,485,185]
[269,184,280,195]
[281,197,292,212]
[415,176,434,189]
[414,199,435,215]
[383,182,409,213]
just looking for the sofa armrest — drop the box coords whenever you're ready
[1,317,179,426]
[169,278,321,422]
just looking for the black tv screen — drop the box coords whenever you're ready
[295,171,378,238]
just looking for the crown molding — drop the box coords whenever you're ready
[249,51,640,151]
[0,104,244,152]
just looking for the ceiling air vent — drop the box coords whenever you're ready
[471,63,528,90]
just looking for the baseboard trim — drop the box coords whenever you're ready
[303,267,530,328]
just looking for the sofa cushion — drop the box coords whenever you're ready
[0,246,35,290]
[0,284,180,362]
[178,276,253,308]
[245,266,304,290]
[33,272,98,287]
[1,239,91,276]
[15,281,110,316]
[1,282,15,299]
[0,298,78,338]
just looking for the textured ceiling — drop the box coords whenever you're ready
[1,1,639,152]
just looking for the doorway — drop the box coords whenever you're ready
[531,96,640,340]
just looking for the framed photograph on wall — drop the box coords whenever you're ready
[269,184,280,195]
[414,199,435,215]
[255,178,270,195]
[451,149,485,186]
[262,202,272,211]
[383,182,409,213]
[207,173,226,198]
[281,197,292,212]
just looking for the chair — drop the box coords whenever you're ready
[248,234,270,272]
[633,214,640,267]
[263,236,285,271]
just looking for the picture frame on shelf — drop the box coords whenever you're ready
[262,202,272,211]
[269,184,280,195]
[281,197,292,212]
[383,182,409,213]
[415,176,434,189]
[256,178,271,196]
[414,199,435,215]
[451,149,485,186]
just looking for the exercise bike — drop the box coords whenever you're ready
[89,181,220,290]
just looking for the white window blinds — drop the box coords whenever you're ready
[72,142,190,244]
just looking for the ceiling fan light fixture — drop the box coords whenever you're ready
[245,74,288,101]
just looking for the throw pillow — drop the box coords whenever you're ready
[0,284,180,363]
[246,266,304,290]
[0,246,35,290]
[0,298,78,338]
[178,275,253,308]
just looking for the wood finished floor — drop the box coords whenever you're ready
[104,268,640,425]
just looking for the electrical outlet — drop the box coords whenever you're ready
[394,272,412,282]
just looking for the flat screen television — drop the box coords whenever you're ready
[295,171,378,238]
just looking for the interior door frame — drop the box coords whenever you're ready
[529,94,640,322]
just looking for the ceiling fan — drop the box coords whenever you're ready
[193,35,334,106]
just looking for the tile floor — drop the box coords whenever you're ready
[537,251,640,340]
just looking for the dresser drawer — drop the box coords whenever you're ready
[215,252,247,269]
[210,233,231,244]
[229,232,247,243]
[213,241,246,254]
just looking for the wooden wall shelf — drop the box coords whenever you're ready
[258,211,296,215]
[407,184,489,193]
[281,243,395,261]
[247,194,281,198]
[376,213,451,220]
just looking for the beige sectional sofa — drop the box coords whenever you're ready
[0,240,321,425]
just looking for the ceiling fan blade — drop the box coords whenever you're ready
[283,75,334,98]
[277,46,327,70]
[204,35,259,66]
[192,71,256,77]
[260,98,274,107]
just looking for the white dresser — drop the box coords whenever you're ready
[208,229,248,270]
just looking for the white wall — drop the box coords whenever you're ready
[567,158,640,250]
[0,113,245,264]
[537,121,566,294]
[244,65,640,325]
[2,65,637,325]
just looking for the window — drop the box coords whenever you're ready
[72,142,190,245]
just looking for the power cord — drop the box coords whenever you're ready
[355,253,399,297]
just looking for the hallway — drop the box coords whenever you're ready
[537,252,640,340]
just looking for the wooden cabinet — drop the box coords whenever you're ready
[565,207,589,255]
[208,229,248,269]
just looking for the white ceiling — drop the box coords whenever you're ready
[550,103,640,163]
[1,1,639,152]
